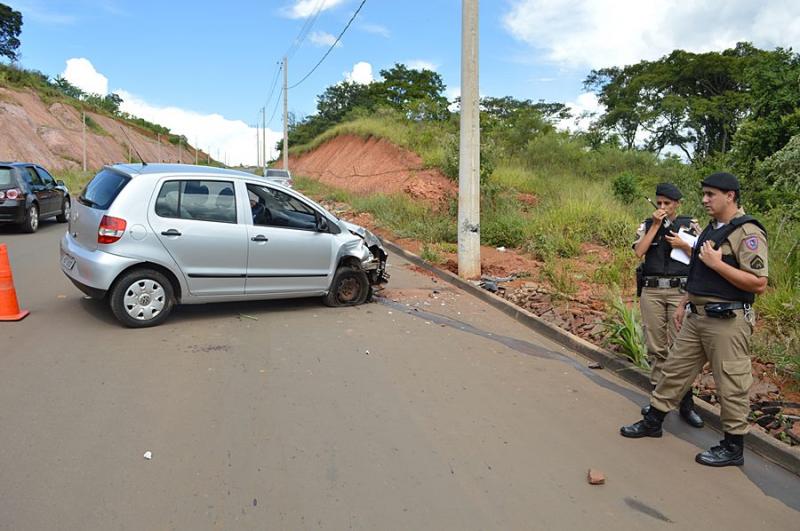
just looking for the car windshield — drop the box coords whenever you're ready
[0,168,12,187]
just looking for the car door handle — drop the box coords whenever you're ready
[161,229,182,236]
[251,235,269,242]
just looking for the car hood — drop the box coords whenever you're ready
[340,220,385,253]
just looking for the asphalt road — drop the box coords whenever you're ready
[1,221,798,530]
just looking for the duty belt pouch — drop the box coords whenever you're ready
[636,264,644,297]
[704,303,737,319]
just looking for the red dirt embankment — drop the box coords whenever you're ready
[288,134,456,207]
[0,87,203,170]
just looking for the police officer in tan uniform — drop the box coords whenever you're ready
[633,183,703,428]
[621,173,768,467]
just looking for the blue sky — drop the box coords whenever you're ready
[9,0,800,165]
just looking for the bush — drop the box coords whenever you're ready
[612,173,639,203]
[603,295,649,369]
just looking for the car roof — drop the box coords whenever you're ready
[0,162,42,168]
[107,163,259,179]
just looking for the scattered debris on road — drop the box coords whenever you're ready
[143,451,152,460]
[588,362,603,370]
[239,313,258,321]
[587,469,605,485]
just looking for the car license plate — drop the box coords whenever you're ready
[61,254,75,270]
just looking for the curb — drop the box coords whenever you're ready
[382,239,800,477]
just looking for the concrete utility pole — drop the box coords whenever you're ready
[263,106,267,176]
[82,112,87,171]
[157,133,162,162]
[458,0,481,279]
[283,56,289,170]
[178,138,183,164]
[195,138,198,165]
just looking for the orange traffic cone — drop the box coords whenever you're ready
[0,243,29,321]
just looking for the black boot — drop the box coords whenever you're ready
[679,391,704,428]
[620,407,666,438]
[695,433,744,467]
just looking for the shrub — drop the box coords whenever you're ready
[603,295,649,369]
[612,173,639,203]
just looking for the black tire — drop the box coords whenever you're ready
[20,204,38,233]
[323,266,370,307]
[56,197,70,223]
[109,268,176,328]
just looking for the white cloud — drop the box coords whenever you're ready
[344,62,374,84]
[557,92,604,132]
[503,0,800,69]
[283,0,346,19]
[404,60,438,72]
[117,90,280,166]
[360,23,390,38]
[310,31,340,47]
[62,58,108,95]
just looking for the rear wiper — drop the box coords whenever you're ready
[79,195,98,208]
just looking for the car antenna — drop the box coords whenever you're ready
[119,126,147,166]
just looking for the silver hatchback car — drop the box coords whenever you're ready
[60,164,388,327]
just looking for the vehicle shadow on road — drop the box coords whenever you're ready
[0,220,65,237]
[78,294,336,327]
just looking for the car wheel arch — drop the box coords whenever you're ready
[111,262,183,302]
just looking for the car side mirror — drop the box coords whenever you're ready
[57,180,65,186]
[316,216,329,232]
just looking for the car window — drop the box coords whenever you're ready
[0,168,12,187]
[80,169,130,209]
[247,184,317,230]
[155,179,236,223]
[24,167,43,186]
[35,167,56,186]
[266,169,289,178]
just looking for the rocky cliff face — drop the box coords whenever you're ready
[0,86,204,170]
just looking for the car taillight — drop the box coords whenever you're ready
[0,188,22,200]
[98,215,127,244]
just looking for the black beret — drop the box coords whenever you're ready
[701,172,740,191]
[655,182,682,200]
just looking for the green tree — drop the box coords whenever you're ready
[0,3,22,62]
[374,63,449,120]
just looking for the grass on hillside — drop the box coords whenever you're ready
[292,119,799,380]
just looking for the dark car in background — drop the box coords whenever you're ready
[0,162,70,233]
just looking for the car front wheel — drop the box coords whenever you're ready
[323,266,370,307]
[110,269,175,328]
[56,198,70,223]
[21,204,38,233]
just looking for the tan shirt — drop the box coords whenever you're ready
[688,209,769,305]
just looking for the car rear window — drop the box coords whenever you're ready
[79,169,130,209]
[0,168,12,187]
[266,169,289,178]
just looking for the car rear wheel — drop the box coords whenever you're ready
[323,266,370,307]
[56,198,70,223]
[110,269,175,328]
[21,204,38,233]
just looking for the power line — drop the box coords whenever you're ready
[285,0,327,59]
[263,62,282,111]
[288,0,367,90]
[267,87,283,127]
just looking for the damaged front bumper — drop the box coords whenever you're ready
[343,220,390,285]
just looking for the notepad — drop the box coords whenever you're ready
[670,227,698,265]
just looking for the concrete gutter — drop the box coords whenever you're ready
[383,239,800,477]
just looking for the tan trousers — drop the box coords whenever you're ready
[640,287,684,386]
[651,310,753,434]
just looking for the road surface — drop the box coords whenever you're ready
[1,221,798,530]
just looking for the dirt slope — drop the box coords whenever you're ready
[0,86,203,170]
[288,134,456,206]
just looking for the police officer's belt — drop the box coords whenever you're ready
[688,302,748,318]
[643,276,686,289]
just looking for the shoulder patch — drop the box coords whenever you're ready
[750,256,765,270]
[744,236,759,251]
